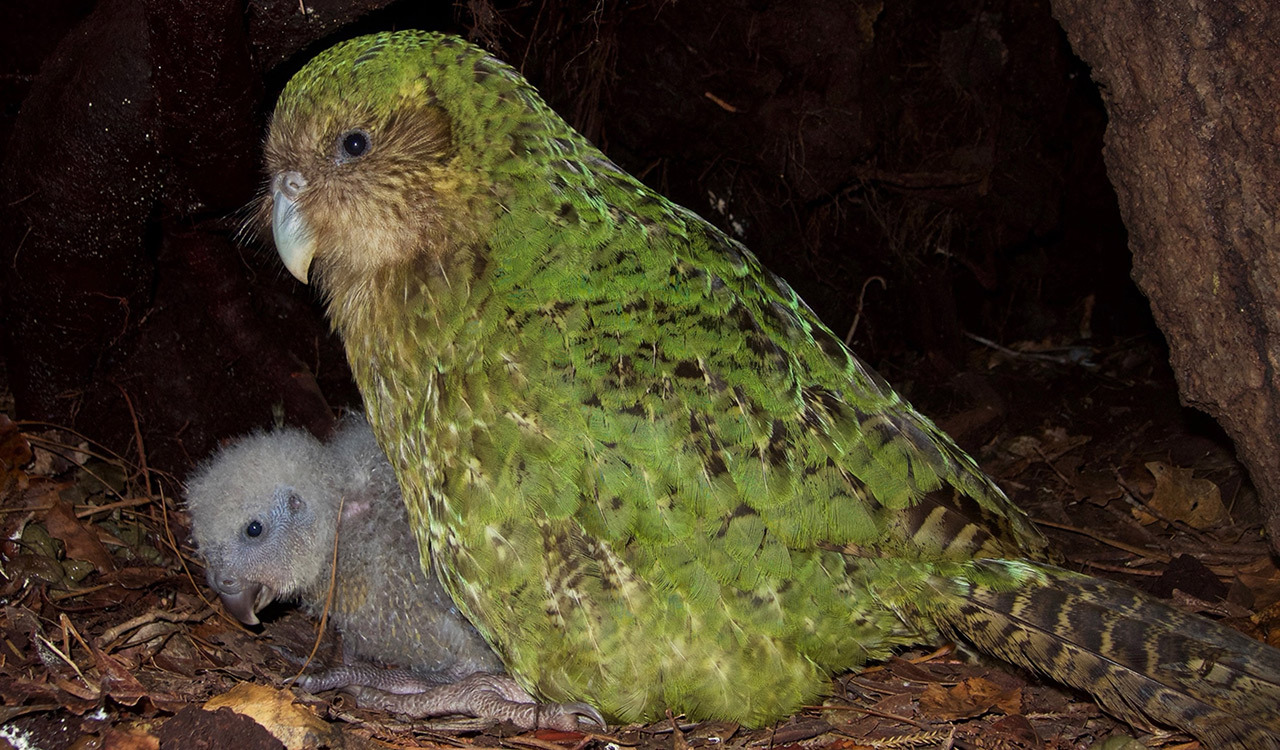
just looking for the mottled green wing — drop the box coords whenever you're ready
[434,134,1045,719]
[483,157,1045,562]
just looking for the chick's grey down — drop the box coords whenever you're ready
[184,415,602,729]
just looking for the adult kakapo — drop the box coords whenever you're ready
[260,30,1280,746]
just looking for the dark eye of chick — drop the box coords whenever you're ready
[339,129,370,160]
[245,520,263,538]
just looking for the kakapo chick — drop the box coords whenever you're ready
[185,416,603,729]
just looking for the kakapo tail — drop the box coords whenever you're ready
[922,560,1280,748]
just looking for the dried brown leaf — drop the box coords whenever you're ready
[1145,461,1227,529]
[43,498,117,572]
[204,682,348,750]
[1071,469,1123,506]
[0,415,33,501]
[54,675,101,702]
[92,644,148,706]
[918,677,1021,720]
[101,726,162,750]
[1234,555,1280,613]
[987,714,1040,748]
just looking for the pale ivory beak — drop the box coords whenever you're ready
[272,171,314,284]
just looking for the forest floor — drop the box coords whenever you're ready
[1,331,1278,750]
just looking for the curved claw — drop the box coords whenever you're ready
[518,698,608,732]
[559,701,607,730]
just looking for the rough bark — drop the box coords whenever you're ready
[1050,0,1280,551]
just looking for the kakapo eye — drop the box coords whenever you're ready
[245,520,263,538]
[338,129,371,160]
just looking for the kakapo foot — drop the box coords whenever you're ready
[302,669,606,730]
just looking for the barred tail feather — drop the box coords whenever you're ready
[931,560,1280,749]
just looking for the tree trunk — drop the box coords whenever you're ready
[1050,0,1280,552]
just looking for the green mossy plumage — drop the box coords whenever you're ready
[263,31,1280,746]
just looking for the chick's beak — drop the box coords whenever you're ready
[219,584,271,626]
[272,171,315,284]
[207,568,274,626]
